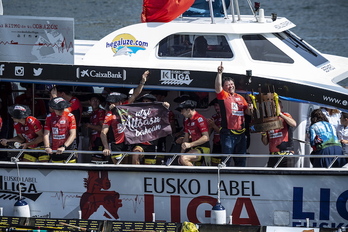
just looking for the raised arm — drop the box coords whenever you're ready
[215,62,224,94]
[128,70,149,104]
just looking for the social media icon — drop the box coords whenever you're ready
[15,66,24,76]
[33,68,43,76]
[0,64,4,76]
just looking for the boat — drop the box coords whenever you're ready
[0,0,348,230]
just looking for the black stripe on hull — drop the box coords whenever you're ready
[1,62,347,110]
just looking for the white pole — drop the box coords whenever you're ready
[221,0,228,19]
[206,0,215,24]
[0,0,3,15]
[0,207,3,216]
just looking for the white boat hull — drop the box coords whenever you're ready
[0,162,347,228]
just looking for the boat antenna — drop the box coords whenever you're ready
[230,0,241,22]
[230,0,236,22]
[221,0,228,19]
[245,0,259,21]
[207,0,216,24]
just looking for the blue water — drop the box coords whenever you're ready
[2,0,348,57]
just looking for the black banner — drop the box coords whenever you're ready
[116,102,172,144]
[1,61,347,110]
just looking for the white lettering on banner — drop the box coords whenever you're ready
[135,125,161,136]
[0,64,4,75]
[76,68,124,79]
[123,108,162,136]
[135,109,151,119]
[160,70,193,85]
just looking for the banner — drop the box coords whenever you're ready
[116,102,172,144]
[0,16,74,64]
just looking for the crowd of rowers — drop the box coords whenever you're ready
[0,64,347,168]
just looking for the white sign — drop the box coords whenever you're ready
[0,168,347,228]
[0,15,74,64]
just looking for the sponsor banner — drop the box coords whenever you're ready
[0,168,347,228]
[116,102,172,144]
[0,16,74,64]
[0,62,347,111]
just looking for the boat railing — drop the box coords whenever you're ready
[0,148,347,169]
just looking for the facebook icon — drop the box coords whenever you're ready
[0,64,4,76]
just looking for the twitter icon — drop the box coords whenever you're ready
[33,68,43,76]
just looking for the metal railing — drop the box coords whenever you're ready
[0,148,347,169]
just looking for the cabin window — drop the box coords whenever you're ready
[158,34,233,58]
[243,34,294,63]
[274,31,328,67]
[337,78,348,89]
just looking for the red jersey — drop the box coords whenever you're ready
[89,108,105,144]
[211,113,221,145]
[184,111,209,142]
[217,91,248,130]
[103,111,125,144]
[267,112,293,153]
[13,116,43,148]
[44,111,76,150]
[68,97,82,125]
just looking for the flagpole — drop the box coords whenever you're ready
[0,0,3,15]
[221,0,228,19]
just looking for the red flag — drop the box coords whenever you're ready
[141,0,195,23]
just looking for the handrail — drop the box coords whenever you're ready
[0,148,347,169]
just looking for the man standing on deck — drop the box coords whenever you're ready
[51,86,82,126]
[51,86,82,148]
[214,62,253,167]
[43,97,77,163]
